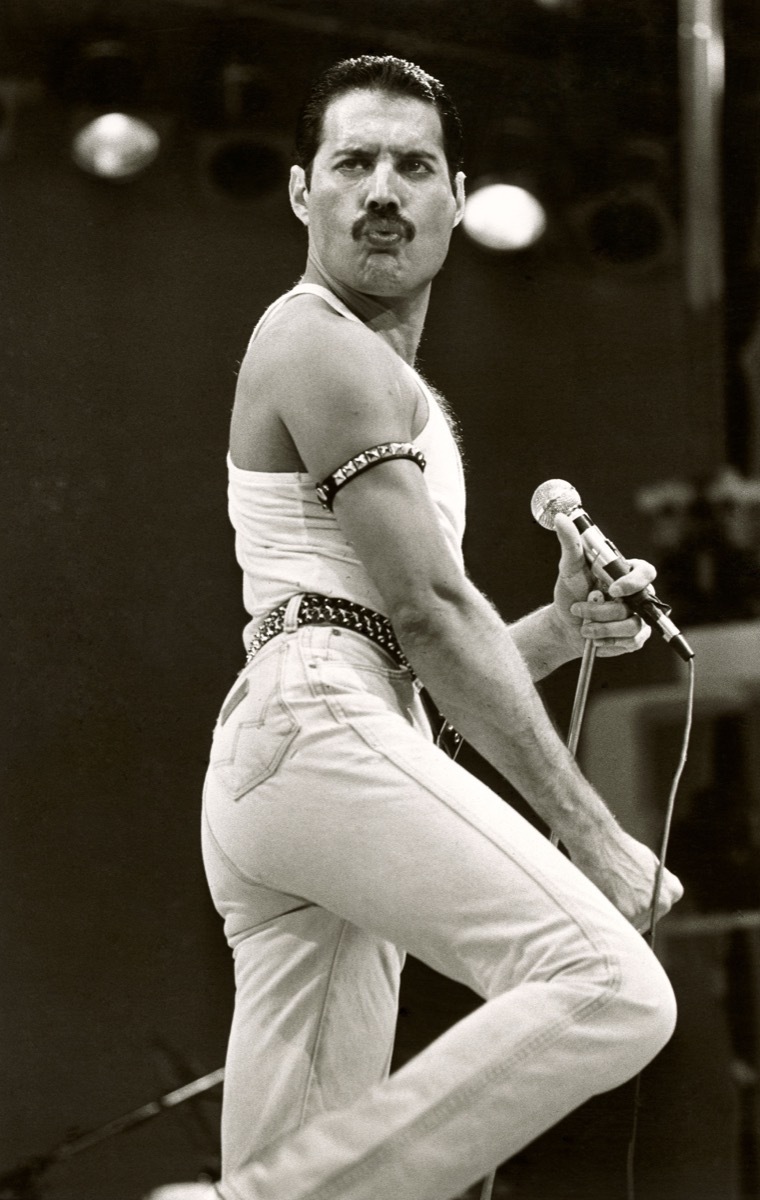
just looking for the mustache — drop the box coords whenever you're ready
[352,213,416,241]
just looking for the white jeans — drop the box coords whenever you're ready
[201,595,676,1200]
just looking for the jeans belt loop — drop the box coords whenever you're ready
[283,593,305,633]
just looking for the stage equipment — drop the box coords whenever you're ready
[569,139,676,271]
[532,478,696,1200]
[462,117,553,253]
[193,50,286,201]
[53,33,162,180]
[71,111,160,180]
[0,1068,224,1200]
[408,479,696,1200]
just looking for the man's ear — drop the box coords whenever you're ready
[452,171,466,227]
[289,165,309,226]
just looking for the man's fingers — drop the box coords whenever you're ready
[607,556,657,598]
[552,511,586,574]
[571,597,632,623]
[570,587,652,656]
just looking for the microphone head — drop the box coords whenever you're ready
[531,479,582,530]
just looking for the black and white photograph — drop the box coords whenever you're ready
[3,3,760,1199]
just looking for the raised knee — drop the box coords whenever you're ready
[616,948,677,1072]
[643,960,678,1056]
[574,935,678,1099]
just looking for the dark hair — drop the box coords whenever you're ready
[295,55,463,185]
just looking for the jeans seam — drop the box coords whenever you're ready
[297,919,351,1129]
[307,978,620,1200]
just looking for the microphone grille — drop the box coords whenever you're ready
[531,479,582,530]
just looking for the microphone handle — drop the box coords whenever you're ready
[571,511,695,662]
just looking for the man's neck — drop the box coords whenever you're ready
[301,256,430,366]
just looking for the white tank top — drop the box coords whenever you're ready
[228,283,467,649]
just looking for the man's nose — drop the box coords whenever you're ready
[365,162,402,209]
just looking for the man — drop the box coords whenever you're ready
[202,54,682,1200]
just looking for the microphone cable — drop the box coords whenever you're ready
[626,655,696,1200]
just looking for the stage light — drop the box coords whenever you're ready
[462,181,548,252]
[193,50,285,202]
[71,111,160,179]
[52,31,163,181]
[570,139,676,271]
[461,116,553,252]
[571,185,674,269]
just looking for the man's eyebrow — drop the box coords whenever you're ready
[329,145,440,161]
[330,144,376,158]
[397,148,439,161]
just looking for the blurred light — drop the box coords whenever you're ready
[462,182,548,252]
[53,32,163,181]
[72,112,161,179]
[679,15,725,98]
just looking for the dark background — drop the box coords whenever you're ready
[1,2,757,1198]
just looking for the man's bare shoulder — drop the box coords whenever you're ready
[238,293,402,401]
[231,292,422,475]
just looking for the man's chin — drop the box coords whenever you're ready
[356,257,417,296]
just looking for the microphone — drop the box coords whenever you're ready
[531,479,694,662]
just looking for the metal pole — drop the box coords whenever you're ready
[678,0,726,458]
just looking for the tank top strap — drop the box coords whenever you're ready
[287,283,364,322]
[245,283,363,350]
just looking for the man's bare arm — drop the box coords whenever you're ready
[327,461,680,929]
[248,315,681,928]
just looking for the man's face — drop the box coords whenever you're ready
[290,89,465,298]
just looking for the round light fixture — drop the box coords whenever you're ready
[71,111,160,179]
[462,182,548,252]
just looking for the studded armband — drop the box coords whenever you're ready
[315,442,426,511]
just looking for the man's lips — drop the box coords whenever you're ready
[353,215,415,247]
[364,227,404,247]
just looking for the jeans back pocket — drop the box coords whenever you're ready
[210,646,299,800]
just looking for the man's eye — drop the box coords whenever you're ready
[337,157,368,172]
[402,158,432,175]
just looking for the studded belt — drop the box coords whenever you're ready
[245,593,413,673]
